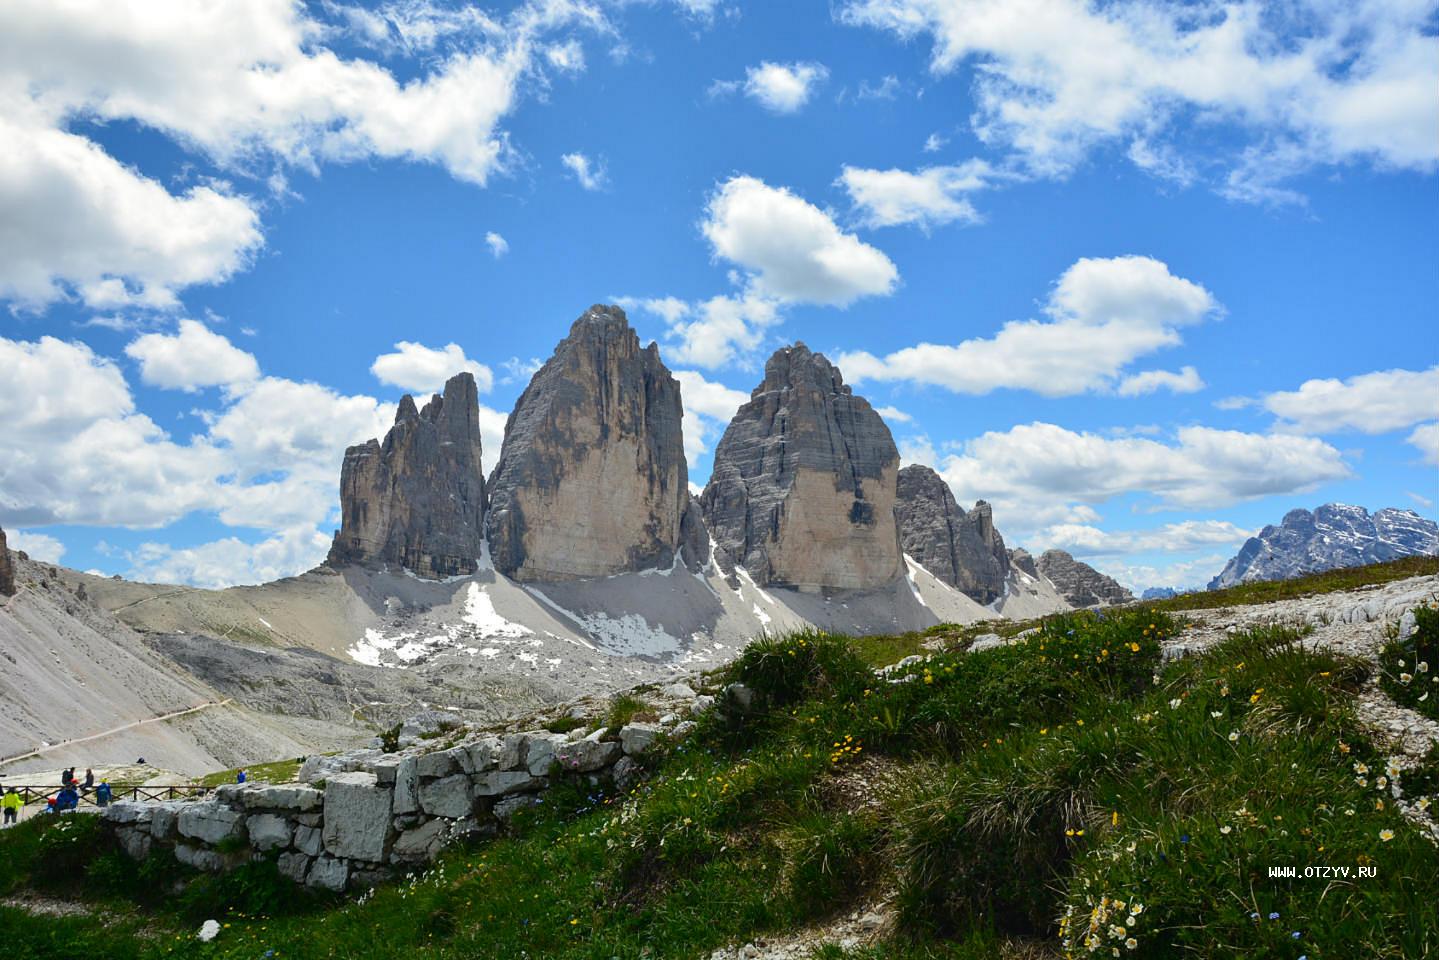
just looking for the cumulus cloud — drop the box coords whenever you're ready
[837,0,1439,195]
[1032,520,1254,556]
[837,161,994,229]
[561,152,608,190]
[485,232,510,258]
[125,319,261,392]
[875,406,912,424]
[1116,365,1204,397]
[371,342,495,395]
[1408,422,1439,466]
[1092,554,1231,593]
[937,421,1350,533]
[702,176,898,306]
[6,530,67,564]
[839,255,1215,397]
[126,525,334,589]
[741,61,829,113]
[0,0,617,310]
[673,369,749,462]
[1262,366,1439,435]
[640,294,782,369]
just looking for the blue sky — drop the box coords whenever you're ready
[1,0,1436,591]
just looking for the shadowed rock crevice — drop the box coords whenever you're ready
[486,305,704,582]
[327,372,487,579]
[701,343,903,591]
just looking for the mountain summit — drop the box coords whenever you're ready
[1209,503,1439,589]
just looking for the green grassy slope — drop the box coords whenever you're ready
[2,602,1437,959]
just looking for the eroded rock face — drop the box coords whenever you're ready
[0,526,13,597]
[327,373,486,579]
[1036,550,1134,607]
[895,466,1010,604]
[487,305,704,581]
[1209,504,1439,590]
[1009,548,1039,579]
[701,343,903,590]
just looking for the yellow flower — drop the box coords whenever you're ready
[1112,811,1120,826]
[1379,829,1395,842]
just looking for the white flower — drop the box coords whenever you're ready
[1400,673,1413,684]
[1418,661,1430,673]
[1210,711,1223,718]
[1220,825,1232,834]
[1126,938,1139,950]
[1228,731,1240,742]
[1169,698,1183,710]
[198,920,221,942]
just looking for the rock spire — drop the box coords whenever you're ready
[895,465,1010,604]
[1035,550,1133,607]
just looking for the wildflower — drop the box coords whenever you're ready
[1269,912,1280,920]
[1344,808,1355,816]
[1130,903,1143,915]
[1169,698,1183,710]
[1380,829,1395,842]
[1400,673,1413,684]
[1228,731,1240,742]
[1220,825,1232,835]
[1112,811,1119,826]
[1125,938,1138,950]
[1417,797,1431,812]
[1338,741,1351,754]
[1354,762,1370,775]
[1210,711,1223,718]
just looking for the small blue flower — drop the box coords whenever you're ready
[1250,912,1259,920]
[1180,834,1190,843]
[1292,931,1302,939]
[1268,912,1280,920]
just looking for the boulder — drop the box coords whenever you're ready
[246,813,293,852]
[487,305,705,580]
[392,756,419,815]
[294,824,324,857]
[1036,550,1134,608]
[321,772,393,863]
[327,372,487,579]
[493,794,542,821]
[619,723,661,756]
[418,774,474,819]
[177,801,245,845]
[611,756,643,792]
[391,818,449,862]
[307,855,349,893]
[276,851,311,884]
[555,738,621,773]
[473,770,543,797]
[175,843,227,873]
[466,736,503,773]
[150,802,186,841]
[701,343,904,590]
[523,734,567,776]
[116,826,152,861]
[239,785,323,813]
[895,466,1010,604]
[415,751,458,779]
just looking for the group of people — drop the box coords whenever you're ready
[0,766,117,826]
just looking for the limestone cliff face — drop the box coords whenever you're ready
[701,344,903,591]
[486,305,704,582]
[895,466,1010,604]
[1036,550,1134,607]
[1009,548,1039,579]
[0,525,14,597]
[327,373,487,579]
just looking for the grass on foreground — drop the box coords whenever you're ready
[3,609,1437,959]
[1379,601,1439,723]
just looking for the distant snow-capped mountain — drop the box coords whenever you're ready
[1209,504,1438,590]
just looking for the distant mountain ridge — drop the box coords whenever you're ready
[1209,503,1439,590]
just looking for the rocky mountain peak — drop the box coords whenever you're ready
[327,371,486,579]
[486,305,705,582]
[894,466,1010,604]
[1209,503,1438,590]
[701,344,903,591]
[1036,549,1134,607]
[0,525,14,597]
[1008,547,1039,579]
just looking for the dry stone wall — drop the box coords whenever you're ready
[101,690,711,892]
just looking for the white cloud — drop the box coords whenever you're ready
[1032,520,1253,556]
[702,176,899,306]
[0,0,623,310]
[1407,490,1434,509]
[897,435,938,468]
[1408,422,1439,466]
[838,0,1439,194]
[370,342,495,395]
[1092,554,1230,593]
[0,113,263,310]
[937,421,1350,533]
[6,530,66,563]
[1262,366,1439,435]
[923,132,947,153]
[485,232,510,258]
[857,75,901,101]
[838,161,994,229]
[1116,365,1204,397]
[561,152,608,190]
[479,404,509,471]
[545,39,586,73]
[126,525,333,589]
[125,319,260,392]
[839,255,1215,397]
[742,61,829,114]
[875,405,912,424]
[644,294,782,369]
[674,369,749,463]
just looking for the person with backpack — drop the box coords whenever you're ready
[236,769,247,784]
[1,787,21,826]
[55,784,79,812]
[94,780,113,807]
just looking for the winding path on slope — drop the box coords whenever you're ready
[0,699,235,768]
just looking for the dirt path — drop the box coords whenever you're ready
[0,699,234,768]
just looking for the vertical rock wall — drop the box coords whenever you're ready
[486,305,704,582]
[701,344,903,591]
[0,525,14,597]
[894,466,1010,604]
[327,372,487,579]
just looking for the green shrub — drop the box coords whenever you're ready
[728,630,873,707]
[605,693,654,730]
[1378,603,1439,720]
[543,714,586,734]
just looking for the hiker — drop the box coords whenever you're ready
[236,768,247,784]
[56,784,79,812]
[61,767,74,787]
[2,787,21,826]
[94,780,113,807]
[83,768,95,793]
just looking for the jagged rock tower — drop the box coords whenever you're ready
[327,372,487,579]
[486,305,705,582]
[701,343,904,591]
[0,525,14,597]
[895,464,1011,604]
[1036,550,1134,607]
